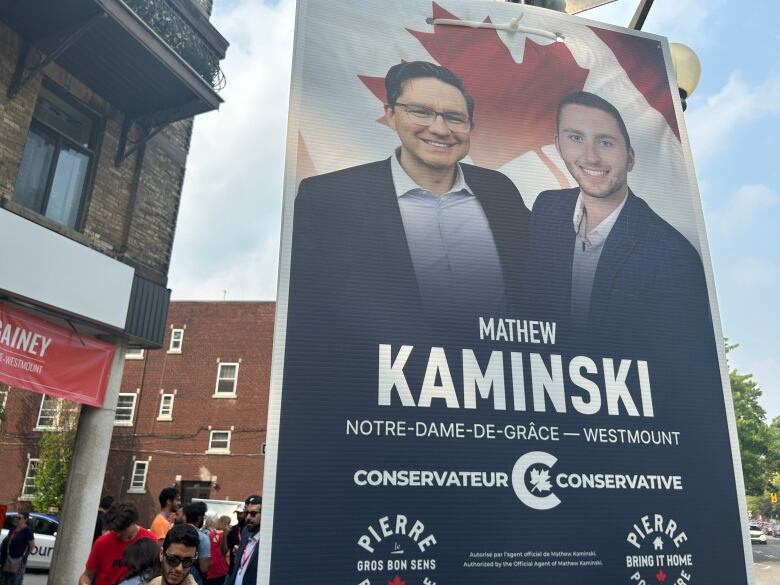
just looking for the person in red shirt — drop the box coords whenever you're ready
[79,502,156,585]
[204,513,228,585]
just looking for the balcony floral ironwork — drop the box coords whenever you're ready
[2,0,227,166]
[123,0,226,90]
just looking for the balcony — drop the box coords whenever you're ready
[2,0,228,157]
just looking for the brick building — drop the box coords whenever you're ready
[0,301,274,521]
[0,0,227,499]
[0,0,226,292]
[0,1,229,577]
[104,301,274,523]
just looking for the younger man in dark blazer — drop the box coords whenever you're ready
[526,91,713,355]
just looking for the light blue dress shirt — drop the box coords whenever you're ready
[391,153,507,318]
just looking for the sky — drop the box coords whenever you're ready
[168,0,780,418]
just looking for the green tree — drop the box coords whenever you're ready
[32,401,78,512]
[727,342,770,495]
[766,421,780,482]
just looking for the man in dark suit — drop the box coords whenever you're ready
[526,91,713,354]
[226,496,260,585]
[288,61,530,332]
[269,62,530,582]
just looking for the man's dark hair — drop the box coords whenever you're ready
[556,91,631,148]
[244,494,262,506]
[162,523,200,553]
[18,511,30,521]
[184,501,207,524]
[99,495,114,510]
[385,61,474,122]
[158,487,179,508]
[104,502,139,532]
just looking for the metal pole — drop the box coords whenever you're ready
[629,0,655,30]
[47,340,127,585]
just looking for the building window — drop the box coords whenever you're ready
[114,394,138,426]
[207,430,231,454]
[20,458,39,500]
[35,395,60,429]
[13,84,97,230]
[158,394,175,421]
[168,329,184,353]
[125,349,145,360]
[180,481,211,505]
[214,363,239,397]
[128,460,149,493]
[35,395,78,430]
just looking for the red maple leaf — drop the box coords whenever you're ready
[388,576,406,585]
[359,2,588,185]
[589,27,680,141]
[656,569,667,582]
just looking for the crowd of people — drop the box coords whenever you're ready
[77,489,262,585]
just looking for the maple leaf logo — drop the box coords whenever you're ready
[359,2,589,185]
[656,569,667,583]
[529,467,552,493]
[389,576,406,585]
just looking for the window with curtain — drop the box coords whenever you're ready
[13,83,97,229]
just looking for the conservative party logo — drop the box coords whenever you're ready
[511,451,685,510]
[356,514,438,585]
[511,451,562,510]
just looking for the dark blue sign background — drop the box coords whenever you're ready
[264,3,749,584]
[268,200,746,584]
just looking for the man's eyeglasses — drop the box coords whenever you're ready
[393,103,471,133]
[246,510,261,517]
[164,554,198,568]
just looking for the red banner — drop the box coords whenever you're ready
[0,304,115,407]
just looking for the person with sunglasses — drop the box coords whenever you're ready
[149,524,200,585]
[225,496,261,585]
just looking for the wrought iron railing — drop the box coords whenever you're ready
[122,0,226,90]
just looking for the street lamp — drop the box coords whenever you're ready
[669,42,702,111]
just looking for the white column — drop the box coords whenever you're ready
[48,340,126,585]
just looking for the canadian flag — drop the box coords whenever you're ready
[288,0,701,248]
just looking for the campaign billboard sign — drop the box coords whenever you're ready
[261,1,752,583]
[0,304,115,407]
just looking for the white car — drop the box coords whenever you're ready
[1,513,58,570]
[750,523,767,545]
